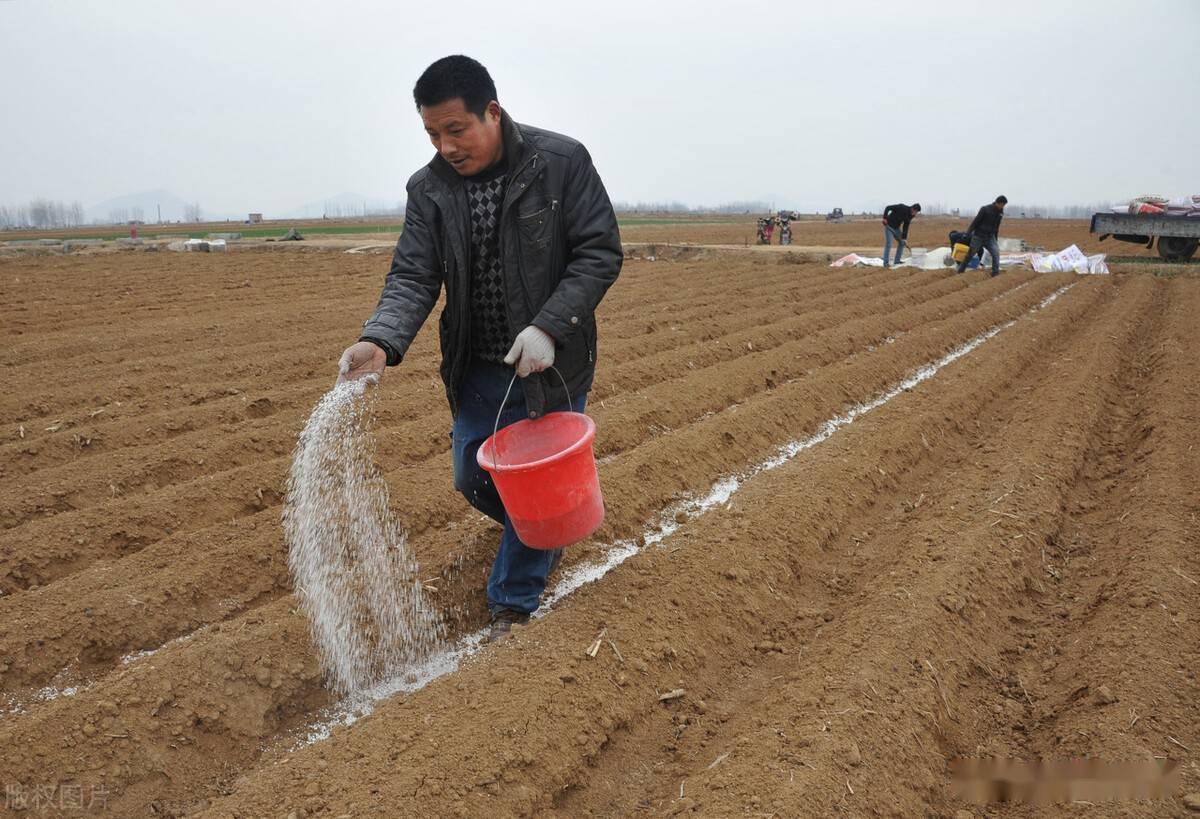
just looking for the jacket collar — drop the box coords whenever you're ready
[428,108,529,187]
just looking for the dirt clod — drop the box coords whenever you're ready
[938,593,966,614]
[671,797,697,814]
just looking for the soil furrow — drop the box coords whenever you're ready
[0,269,1029,594]
[958,275,1200,815]
[0,263,947,499]
[0,266,980,528]
[190,274,1108,817]
[552,276,1149,816]
[0,254,813,376]
[0,272,1044,692]
[0,260,874,424]
[0,275,1068,815]
[0,262,941,477]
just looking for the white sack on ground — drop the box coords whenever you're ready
[1086,255,1111,275]
[912,247,956,269]
[1030,244,1109,275]
[831,248,952,269]
[830,253,885,267]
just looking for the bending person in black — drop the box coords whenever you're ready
[957,195,1007,276]
[882,202,920,268]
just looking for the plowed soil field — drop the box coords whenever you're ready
[1,248,1197,817]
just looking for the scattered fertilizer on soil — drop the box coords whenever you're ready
[291,280,1083,742]
[547,284,1075,605]
[283,378,443,698]
[0,681,86,721]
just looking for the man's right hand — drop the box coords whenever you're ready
[336,341,387,385]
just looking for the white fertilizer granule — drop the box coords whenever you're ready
[283,379,443,697]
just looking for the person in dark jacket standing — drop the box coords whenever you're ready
[335,55,623,642]
[957,195,1007,276]
[882,202,920,268]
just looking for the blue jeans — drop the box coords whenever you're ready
[957,233,1001,275]
[883,226,905,266]
[452,358,588,615]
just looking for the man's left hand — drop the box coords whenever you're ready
[504,325,556,378]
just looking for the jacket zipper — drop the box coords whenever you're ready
[504,154,539,209]
[502,152,543,330]
[436,148,541,415]
[442,256,461,418]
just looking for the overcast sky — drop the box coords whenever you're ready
[2,0,1197,216]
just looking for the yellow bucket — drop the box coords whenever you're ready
[952,243,970,263]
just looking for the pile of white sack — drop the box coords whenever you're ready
[166,238,227,253]
[1028,245,1109,275]
[830,248,953,269]
[1111,194,1200,217]
[831,243,1108,275]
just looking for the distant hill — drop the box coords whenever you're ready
[84,189,217,224]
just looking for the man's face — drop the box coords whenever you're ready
[420,98,503,177]
[996,201,1007,212]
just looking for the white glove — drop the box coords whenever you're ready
[336,340,386,385]
[504,325,556,378]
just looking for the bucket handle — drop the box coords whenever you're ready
[490,366,573,471]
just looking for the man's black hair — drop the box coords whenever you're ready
[413,55,498,119]
[912,203,922,212]
[995,195,1008,204]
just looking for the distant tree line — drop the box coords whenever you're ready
[106,206,146,224]
[614,200,773,214]
[320,201,406,219]
[90,201,204,224]
[0,199,86,229]
[919,201,1115,218]
[0,199,211,228]
[1003,202,1115,218]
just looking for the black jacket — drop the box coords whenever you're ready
[883,204,915,238]
[967,203,1004,239]
[361,112,623,418]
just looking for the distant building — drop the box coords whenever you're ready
[248,213,263,224]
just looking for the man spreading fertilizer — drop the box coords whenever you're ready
[336,55,622,642]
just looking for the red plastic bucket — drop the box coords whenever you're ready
[477,410,605,549]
